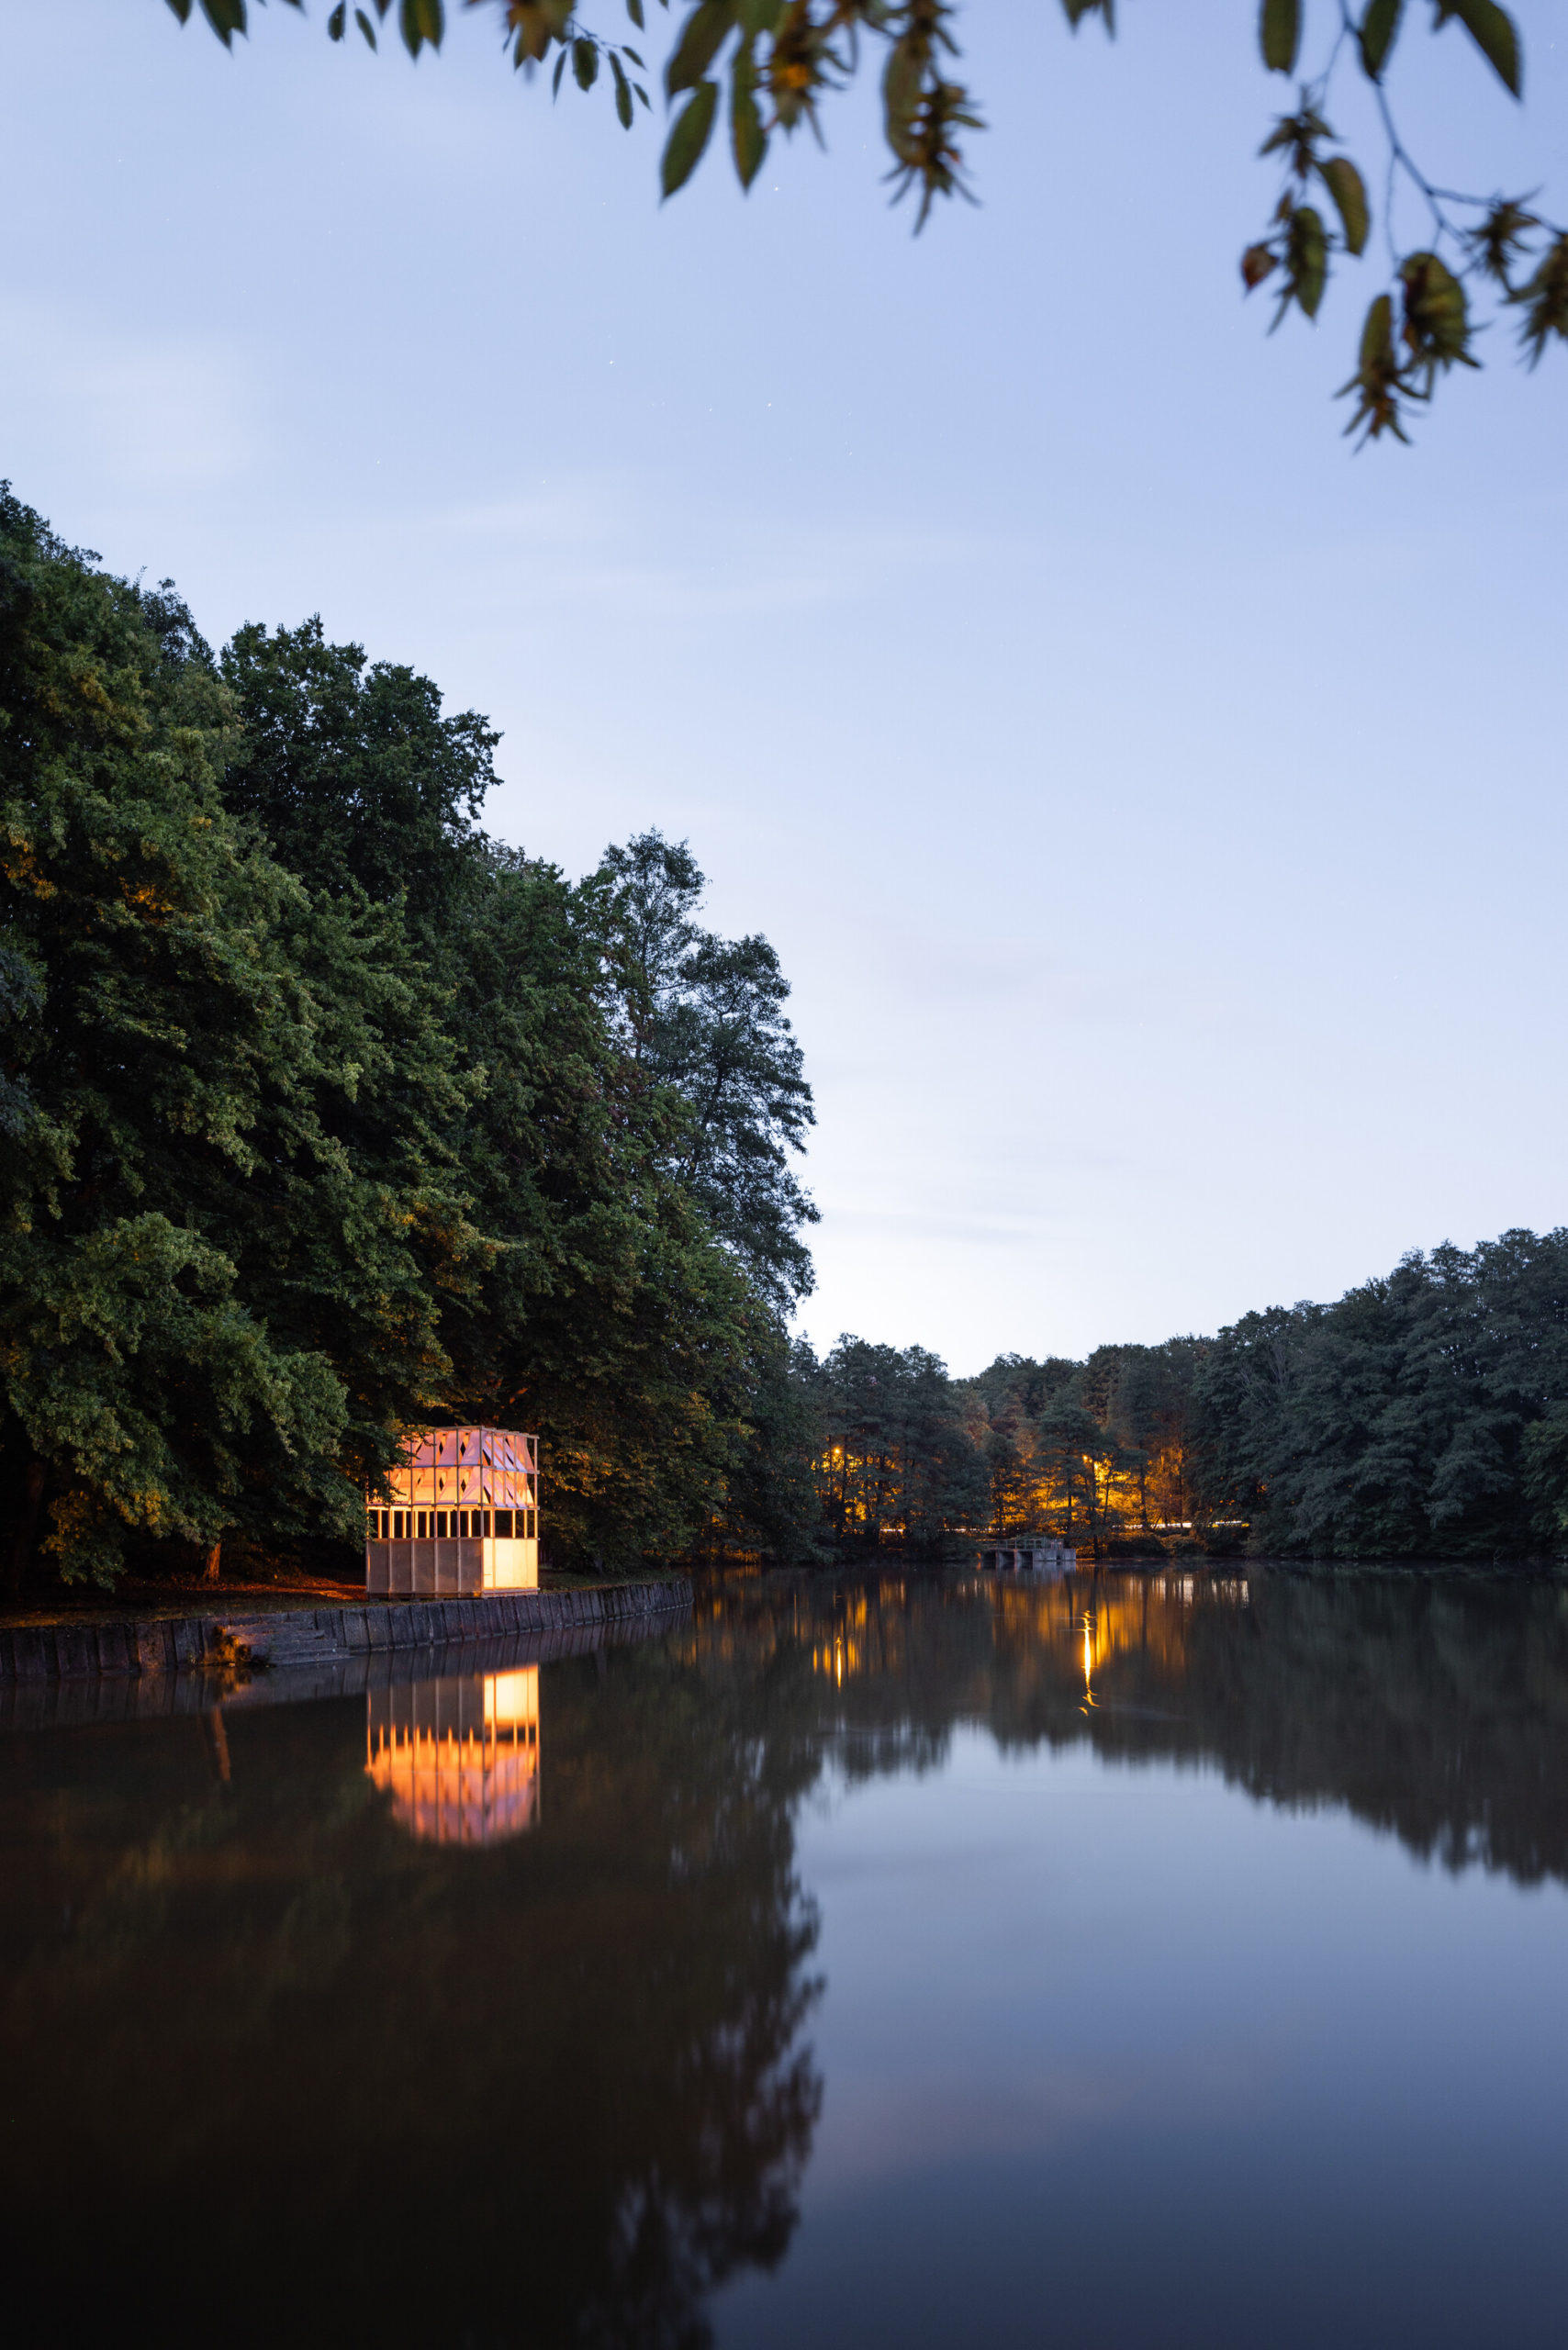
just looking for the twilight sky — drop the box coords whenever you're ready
[4,2,1564,1371]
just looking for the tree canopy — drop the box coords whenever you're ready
[0,497,480,1585]
[0,489,819,1585]
[162,0,1566,442]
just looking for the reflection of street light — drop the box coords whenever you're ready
[365,1669,541,1845]
[1081,1614,1097,1713]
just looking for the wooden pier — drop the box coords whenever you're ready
[978,1539,1076,1573]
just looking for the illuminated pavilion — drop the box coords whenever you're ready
[366,1426,539,1597]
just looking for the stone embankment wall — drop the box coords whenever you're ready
[0,1579,693,1703]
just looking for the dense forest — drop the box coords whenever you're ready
[813,1236,1568,1566]
[0,489,817,1588]
[5,487,1568,1585]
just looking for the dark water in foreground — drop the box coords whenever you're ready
[5,1570,1568,2348]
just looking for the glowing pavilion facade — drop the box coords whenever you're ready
[365,1426,539,1597]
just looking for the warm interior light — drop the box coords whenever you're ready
[485,1668,540,1729]
[365,1668,540,1845]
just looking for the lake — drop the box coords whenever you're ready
[3,1567,1567,2347]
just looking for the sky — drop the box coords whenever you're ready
[3,1,1565,1373]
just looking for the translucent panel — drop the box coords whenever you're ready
[374,1427,538,1514]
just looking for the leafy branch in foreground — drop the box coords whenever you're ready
[1244,1,1567,442]
[162,0,1566,441]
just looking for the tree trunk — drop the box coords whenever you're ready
[6,1456,46,1601]
[203,1540,222,1584]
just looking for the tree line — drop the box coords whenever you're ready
[799,1226,1568,1565]
[0,487,818,1589]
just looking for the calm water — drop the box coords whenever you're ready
[5,1569,1568,2347]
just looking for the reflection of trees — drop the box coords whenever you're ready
[973,1571,1568,1886]
[6,1571,1568,2342]
[0,1638,823,2347]
[698,1569,1568,1888]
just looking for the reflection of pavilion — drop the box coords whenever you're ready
[366,1671,541,1846]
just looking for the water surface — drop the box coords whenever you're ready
[3,1568,1567,2346]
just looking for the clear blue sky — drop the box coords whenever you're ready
[4,2,1564,1371]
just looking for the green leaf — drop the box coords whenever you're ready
[623,47,645,67]
[164,0,195,25]
[1336,294,1411,445]
[1512,231,1568,367]
[1359,290,1394,368]
[610,49,634,128]
[1357,0,1403,76]
[1271,203,1327,326]
[633,82,650,106]
[1398,247,1475,374]
[1437,0,1521,96]
[1318,155,1369,254]
[730,37,765,188]
[197,0,248,46]
[882,31,925,162]
[329,1,346,38]
[666,0,735,97]
[661,78,719,196]
[398,0,442,57]
[1260,0,1299,73]
[1294,207,1327,318]
[573,36,599,89]
[626,0,644,22]
[553,45,567,94]
[355,6,377,45]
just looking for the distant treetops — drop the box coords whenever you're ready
[814,1228,1568,1565]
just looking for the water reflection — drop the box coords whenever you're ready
[700,1567,1568,1885]
[365,1667,541,1844]
[4,1572,1568,2346]
[0,1627,823,2348]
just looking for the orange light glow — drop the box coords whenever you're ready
[365,1669,540,1845]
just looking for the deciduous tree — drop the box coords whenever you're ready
[0,493,477,1586]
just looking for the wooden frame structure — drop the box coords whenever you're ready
[366,1426,539,1596]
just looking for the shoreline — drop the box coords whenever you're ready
[0,1562,691,1635]
[0,1577,694,1686]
